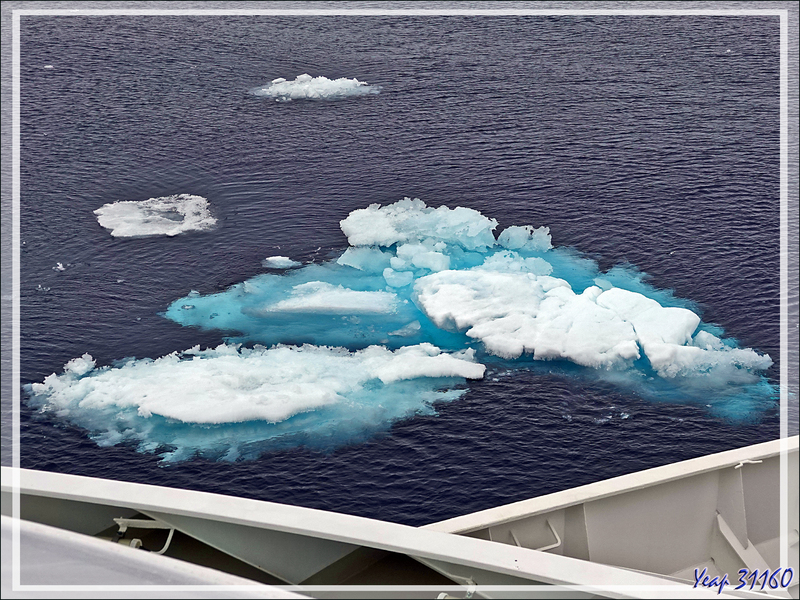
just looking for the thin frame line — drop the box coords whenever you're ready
[779,7,790,574]
[11,6,22,593]
[10,8,792,16]
[10,6,792,596]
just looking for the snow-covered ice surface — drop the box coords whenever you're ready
[252,74,381,102]
[94,194,216,237]
[262,256,302,269]
[28,199,777,462]
[27,343,482,462]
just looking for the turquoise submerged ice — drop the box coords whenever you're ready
[168,198,772,380]
[28,199,776,462]
[165,198,775,417]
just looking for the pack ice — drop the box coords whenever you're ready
[169,198,772,380]
[30,199,775,461]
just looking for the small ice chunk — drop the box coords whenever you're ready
[340,198,498,250]
[383,268,415,288]
[262,256,301,269]
[337,247,391,273]
[396,243,450,272]
[390,257,409,271]
[389,321,422,337]
[252,73,380,101]
[64,353,95,377]
[692,330,725,351]
[594,277,613,291]
[478,251,553,276]
[94,194,216,237]
[498,225,552,252]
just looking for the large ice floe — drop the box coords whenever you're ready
[94,194,216,237]
[27,344,483,462]
[29,198,776,462]
[252,73,381,102]
[164,198,772,379]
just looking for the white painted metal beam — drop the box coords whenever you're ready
[2,466,735,597]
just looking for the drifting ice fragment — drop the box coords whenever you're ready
[252,73,381,101]
[94,194,216,237]
[498,225,552,252]
[383,268,415,288]
[27,343,484,461]
[337,247,392,273]
[389,321,422,337]
[262,256,301,269]
[340,197,498,250]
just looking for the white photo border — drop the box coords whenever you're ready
[3,3,796,598]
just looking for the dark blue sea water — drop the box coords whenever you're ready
[17,14,784,525]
